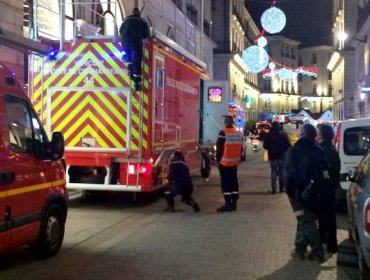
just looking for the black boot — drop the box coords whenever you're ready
[192,202,200,213]
[231,193,239,211]
[164,193,175,212]
[184,197,200,213]
[217,194,233,212]
[217,202,233,212]
[230,200,237,211]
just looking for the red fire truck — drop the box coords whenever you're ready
[29,30,212,193]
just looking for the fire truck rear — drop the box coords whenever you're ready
[29,29,209,193]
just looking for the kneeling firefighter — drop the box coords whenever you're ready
[164,150,200,213]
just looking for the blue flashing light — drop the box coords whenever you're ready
[48,48,59,60]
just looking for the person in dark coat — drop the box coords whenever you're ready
[317,123,340,253]
[119,7,150,91]
[284,123,325,263]
[263,121,291,193]
[164,150,200,213]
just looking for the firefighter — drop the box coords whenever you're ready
[119,7,150,91]
[216,115,243,212]
[164,150,200,213]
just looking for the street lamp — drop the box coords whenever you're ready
[337,31,348,41]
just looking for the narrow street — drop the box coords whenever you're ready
[0,143,360,280]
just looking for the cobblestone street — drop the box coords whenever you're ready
[0,145,359,280]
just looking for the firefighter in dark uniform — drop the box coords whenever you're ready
[164,150,200,213]
[216,115,243,212]
[119,7,150,91]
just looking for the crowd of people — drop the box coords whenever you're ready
[164,117,340,264]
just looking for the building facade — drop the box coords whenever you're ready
[1,0,215,85]
[298,45,333,113]
[328,0,358,120]
[258,36,300,118]
[211,0,260,124]
[352,0,370,118]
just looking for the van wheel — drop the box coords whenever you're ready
[30,204,65,259]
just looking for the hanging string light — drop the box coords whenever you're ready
[241,0,319,79]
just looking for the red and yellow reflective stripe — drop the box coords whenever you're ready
[0,179,65,198]
[32,40,150,151]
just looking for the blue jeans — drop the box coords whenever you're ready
[269,159,284,191]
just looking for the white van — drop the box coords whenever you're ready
[335,118,370,192]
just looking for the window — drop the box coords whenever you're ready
[328,85,333,96]
[156,68,164,88]
[344,126,370,156]
[311,53,317,64]
[328,71,332,80]
[208,87,222,102]
[186,4,198,26]
[298,56,303,65]
[354,152,370,189]
[313,84,317,94]
[5,95,47,153]
[298,74,303,82]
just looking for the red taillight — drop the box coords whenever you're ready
[335,123,341,151]
[366,204,370,233]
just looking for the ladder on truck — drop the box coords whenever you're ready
[125,78,145,190]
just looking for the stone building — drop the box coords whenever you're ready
[298,45,333,113]
[328,0,358,120]
[211,0,260,123]
[352,0,370,118]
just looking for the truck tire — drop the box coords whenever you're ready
[201,153,211,178]
[30,204,65,259]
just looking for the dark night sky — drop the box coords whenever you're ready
[245,0,333,47]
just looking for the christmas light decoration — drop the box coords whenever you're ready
[257,36,268,48]
[242,46,269,73]
[261,7,286,34]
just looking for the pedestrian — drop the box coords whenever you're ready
[164,150,200,213]
[284,123,326,263]
[316,123,340,253]
[119,7,150,91]
[283,117,299,145]
[263,121,291,194]
[216,115,243,212]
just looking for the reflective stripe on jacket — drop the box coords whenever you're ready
[220,127,243,166]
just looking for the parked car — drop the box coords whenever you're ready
[347,151,370,280]
[335,118,370,205]
[0,62,68,258]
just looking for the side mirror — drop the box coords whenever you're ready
[50,132,64,160]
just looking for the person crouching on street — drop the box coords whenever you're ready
[164,150,200,213]
[216,115,243,212]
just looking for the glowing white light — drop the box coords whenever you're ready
[268,62,276,69]
[337,31,348,41]
[257,36,268,48]
[242,46,269,73]
[261,7,286,34]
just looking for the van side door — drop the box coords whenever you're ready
[4,95,51,247]
[0,146,13,253]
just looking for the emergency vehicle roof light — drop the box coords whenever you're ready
[47,48,59,60]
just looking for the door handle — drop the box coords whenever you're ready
[0,172,15,184]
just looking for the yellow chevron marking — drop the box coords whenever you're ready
[34,43,89,99]
[3,179,65,198]
[68,123,109,148]
[55,96,128,139]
